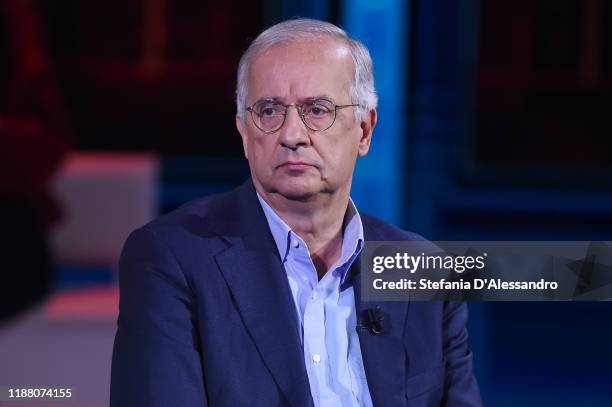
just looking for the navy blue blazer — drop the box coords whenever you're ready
[111,179,482,406]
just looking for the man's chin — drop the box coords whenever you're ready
[269,181,322,202]
[276,187,318,202]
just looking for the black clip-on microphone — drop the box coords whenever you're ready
[356,306,385,335]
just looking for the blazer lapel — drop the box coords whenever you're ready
[212,181,313,407]
[354,221,411,406]
[208,180,411,406]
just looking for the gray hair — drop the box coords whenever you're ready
[235,18,378,124]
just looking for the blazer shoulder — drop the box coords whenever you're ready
[121,188,246,261]
[143,184,245,232]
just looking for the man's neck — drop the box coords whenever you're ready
[259,188,349,279]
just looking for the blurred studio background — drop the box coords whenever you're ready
[1,0,611,406]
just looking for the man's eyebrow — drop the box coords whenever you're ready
[253,95,335,104]
[254,97,282,104]
[300,95,335,103]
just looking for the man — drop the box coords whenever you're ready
[111,18,481,406]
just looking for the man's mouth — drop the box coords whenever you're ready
[277,161,314,170]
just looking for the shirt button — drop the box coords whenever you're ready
[310,292,317,300]
[312,354,321,364]
[292,239,300,248]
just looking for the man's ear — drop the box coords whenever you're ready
[236,115,249,159]
[358,108,377,157]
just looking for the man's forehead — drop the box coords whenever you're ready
[252,37,351,68]
[247,38,353,99]
[278,36,349,55]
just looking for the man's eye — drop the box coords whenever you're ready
[257,105,282,116]
[305,104,331,117]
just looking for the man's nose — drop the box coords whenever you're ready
[278,106,311,150]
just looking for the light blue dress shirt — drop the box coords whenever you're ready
[257,193,374,407]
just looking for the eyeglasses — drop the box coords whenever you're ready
[246,98,360,133]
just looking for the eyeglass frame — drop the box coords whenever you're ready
[245,98,360,134]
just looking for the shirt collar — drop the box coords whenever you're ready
[256,192,364,282]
